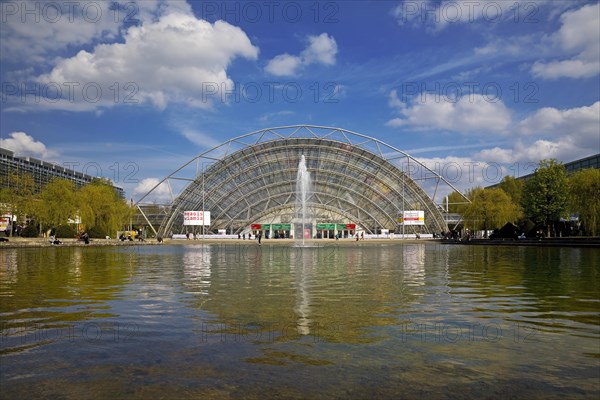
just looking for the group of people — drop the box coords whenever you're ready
[4,223,28,237]
[354,232,365,241]
[119,233,133,241]
[48,228,62,245]
[120,228,145,242]
[78,231,89,244]
[237,232,262,244]
[438,230,461,240]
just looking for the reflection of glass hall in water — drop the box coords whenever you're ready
[136,125,467,236]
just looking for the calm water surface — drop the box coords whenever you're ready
[1,243,599,399]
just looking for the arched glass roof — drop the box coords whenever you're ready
[136,125,467,235]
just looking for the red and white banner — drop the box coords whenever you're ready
[402,210,424,225]
[183,211,211,226]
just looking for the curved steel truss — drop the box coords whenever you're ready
[136,125,467,236]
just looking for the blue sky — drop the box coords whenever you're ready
[1,0,599,200]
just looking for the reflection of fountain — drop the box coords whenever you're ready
[294,251,314,335]
[295,155,312,246]
[402,244,426,287]
[183,246,212,296]
[0,249,18,285]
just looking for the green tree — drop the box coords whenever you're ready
[569,168,600,236]
[446,191,470,214]
[36,178,78,230]
[497,175,524,206]
[1,172,37,236]
[464,187,521,237]
[78,179,129,238]
[0,188,12,216]
[522,159,569,237]
[0,187,13,234]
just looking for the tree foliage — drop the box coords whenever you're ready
[7,172,37,216]
[569,168,600,236]
[77,179,129,238]
[36,178,78,229]
[446,191,470,214]
[463,187,521,236]
[1,172,37,236]
[0,188,12,216]
[497,175,524,206]
[521,159,569,236]
[1,174,130,238]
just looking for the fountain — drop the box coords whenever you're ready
[294,155,313,334]
[295,155,312,246]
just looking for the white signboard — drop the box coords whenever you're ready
[183,211,211,226]
[403,210,424,225]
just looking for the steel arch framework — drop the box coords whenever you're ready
[136,125,467,236]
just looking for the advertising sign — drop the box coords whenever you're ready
[271,224,291,230]
[0,215,11,232]
[316,223,336,230]
[402,210,424,225]
[183,211,211,226]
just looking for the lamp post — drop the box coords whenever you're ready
[202,170,205,240]
[402,173,405,239]
[129,198,133,233]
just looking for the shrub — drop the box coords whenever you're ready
[21,224,39,237]
[54,224,77,238]
[87,226,108,239]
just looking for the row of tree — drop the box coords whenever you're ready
[447,159,600,237]
[0,172,130,238]
[2,159,598,238]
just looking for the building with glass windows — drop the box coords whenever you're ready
[137,125,466,238]
[0,147,125,198]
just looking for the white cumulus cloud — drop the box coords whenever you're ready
[386,90,511,134]
[531,2,600,79]
[387,90,598,180]
[472,102,600,164]
[1,1,195,64]
[265,54,303,77]
[517,101,600,149]
[0,132,58,159]
[265,33,338,76]
[28,9,258,111]
[133,177,172,203]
